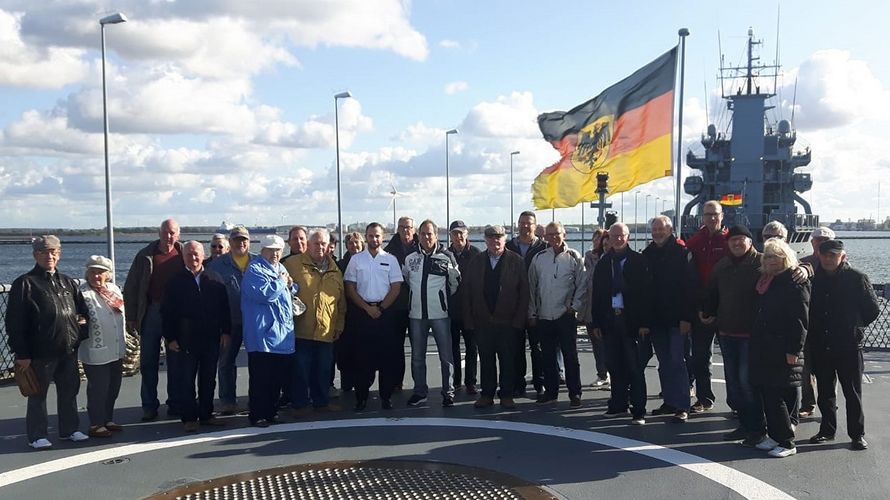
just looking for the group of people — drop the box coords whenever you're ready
[5,202,880,459]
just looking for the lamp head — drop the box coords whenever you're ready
[334,91,352,99]
[100,13,127,25]
[446,128,459,135]
[510,151,520,156]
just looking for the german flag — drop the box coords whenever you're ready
[532,47,677,209]
[720,193,744,206]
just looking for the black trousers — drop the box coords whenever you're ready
[451,320,478,387]
[539,314,582,399]
[174,345,220,423]
[689,317,718,405]
[27,352,81,442]
[812,347,865,439]
[83,360,123,427]
[603,315,647,418]
[393,312,410,390]
[348,308,400,403]
[514,325,544,394]
[800,346,817,411]
[248,351,291,423]
[757,384,797,449]
[477,326,517,399]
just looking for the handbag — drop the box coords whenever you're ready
[14,363,41,397]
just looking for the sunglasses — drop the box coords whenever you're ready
[210,244,224,249]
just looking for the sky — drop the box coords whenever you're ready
[1,0,888,230]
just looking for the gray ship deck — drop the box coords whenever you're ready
[1,340,888,499]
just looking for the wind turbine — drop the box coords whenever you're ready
[385,175,408,230]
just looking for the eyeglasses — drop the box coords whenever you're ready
[398,226,413,230]
[703,212,722,218]
[764,234,784,240]
[210,244,224,249]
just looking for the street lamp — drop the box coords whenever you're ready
[100,12,127,281]
[334,90,352,259]
[509,151,520,236]
[445,128,459,227]
[634,191,639,247]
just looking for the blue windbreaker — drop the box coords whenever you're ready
[240,257,295,354]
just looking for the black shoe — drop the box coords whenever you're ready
[442,396,455,408]
[141,409,158,422]
[465,384,478,395]
[354,399,367,412]
[723,427,749,441]
[407,394,427,407]
[740,433,767,448]
[513,388,527,399]
[570,396,582,407]
[381,399,393,410]
[651,403,675,416]
[852,437,868,450]
[809,433,835,444]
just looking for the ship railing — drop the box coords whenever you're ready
[2,282,890,380]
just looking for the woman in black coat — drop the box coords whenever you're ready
[749,239,811,458]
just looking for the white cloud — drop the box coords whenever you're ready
[444,81,469,95]
[461,91,541,138]
[439,39,461,49]
[0,9,88,88]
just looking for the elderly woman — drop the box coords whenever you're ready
[241,235,296,427]
[749,238,811,458]
[78,255,126,438]
[337,231,365,273]
[579,229,609,388]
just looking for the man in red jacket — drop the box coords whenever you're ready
[685,200,727,412]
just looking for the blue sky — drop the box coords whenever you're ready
[1,0,888,229]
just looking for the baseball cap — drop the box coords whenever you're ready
[229,226,250,240]
[449,220,468,232]
[260,234,285,250]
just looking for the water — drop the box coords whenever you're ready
[0,231,887,285]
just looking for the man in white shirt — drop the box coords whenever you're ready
[343,222,404,411]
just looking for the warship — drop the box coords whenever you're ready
[681,28,818,250]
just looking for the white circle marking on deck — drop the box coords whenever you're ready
[0,417,793,499]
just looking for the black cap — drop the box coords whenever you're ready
[726,224,753,240]
[819,239,845,254]
[449,220,467,232]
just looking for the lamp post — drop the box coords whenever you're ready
[509,151,520,235]
[634,191,639,248]
[334,90,352,259]
[445,128,459,226]
[99,12,127,281]
[655,196,661,217]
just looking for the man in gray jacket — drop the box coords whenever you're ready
[528,222,585,406]
[403,220,460,408]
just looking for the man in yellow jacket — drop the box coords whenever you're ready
[284,228,346,414]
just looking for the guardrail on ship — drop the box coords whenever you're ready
[1,283,889,380]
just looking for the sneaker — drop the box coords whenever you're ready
[29,438,52,450]
[474,396,494,409]
[61,431,89,442]
[852,437,868,450]
[183,421,200,432]
[252,419,271,428]
[604,409,631,418]
[407,394,427,407]
[442,396,455,408]
[672,410,688,423]
[465,384,478,395]
[799,407,815,418]
[631,417,646,425]
[723,427,749,440]
[500,397,516,409]
[570,396,582,407]
[592,375,610,388]
[755,437,780,451]
[651,403,675,416]
[768,446,797,458]
[690,400,714,413]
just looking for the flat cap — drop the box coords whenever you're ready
[32,235,61,251]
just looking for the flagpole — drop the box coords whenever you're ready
[675,28,690,232]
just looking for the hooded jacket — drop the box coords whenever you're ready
[240,257,295,354]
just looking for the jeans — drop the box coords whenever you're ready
[217,323,243,406]
[83,360,123,427]
[477,326,517,399]
[27,352,81,442]
[450,320,478,387]
[409,317,455,398]
[515,325,544,394]
[293,338,335,408]
[689,318,717,404]
[175,344,220,423]
[584,324,608,379]
[646,327,691,411]
[538,313,582,399]
[719,336,763,432]
[139,303,179,411]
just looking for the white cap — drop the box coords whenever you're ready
[260,234,285,250]
[811,226,836,240]
[85,255,113,272]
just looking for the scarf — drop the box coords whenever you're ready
[95,284,124,314]
[756,274,774,295]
